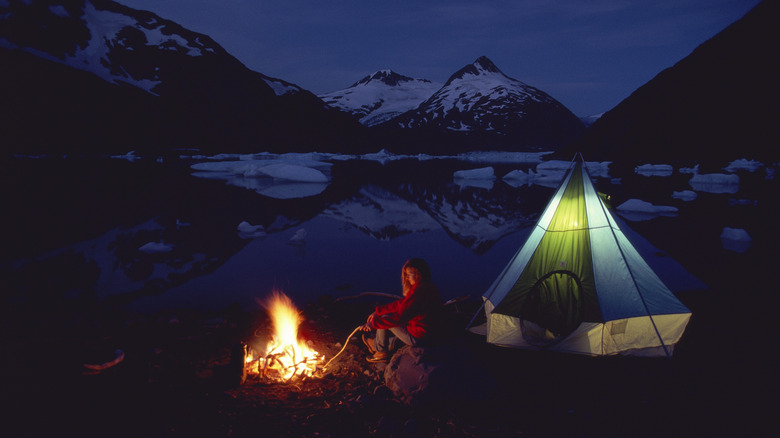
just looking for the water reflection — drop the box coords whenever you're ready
[4,155,776,313]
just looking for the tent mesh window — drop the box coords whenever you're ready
[520,270,583,345]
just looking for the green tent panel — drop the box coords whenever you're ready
[473,155,691,357]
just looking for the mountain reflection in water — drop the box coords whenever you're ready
[4,155,775,313]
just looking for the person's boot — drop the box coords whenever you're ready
[366,350,389,363]
[362,334,376,354]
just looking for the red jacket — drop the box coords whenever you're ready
[368,281,443,339]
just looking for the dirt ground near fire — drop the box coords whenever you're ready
[2,290,774,437]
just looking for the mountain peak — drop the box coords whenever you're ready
[473,56,501,73]
[446,56,505,84]
[351,70,430,87]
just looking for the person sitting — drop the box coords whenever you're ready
[360,258,444,363]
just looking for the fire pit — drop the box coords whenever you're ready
[244,291,326,382]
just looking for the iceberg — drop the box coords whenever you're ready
[111,151,140,162]
[721,227,752,241]
[720,226,752,253]
[616,199,678,221]
[535,160,611,178]
[502,169,531,187]
[679,164,699,174]
[728,198,758,206]
[672,190,697,201]
[635,164,673,177]
[454,167,496,190]
[237,221,265,239]
[288,228,307,244]
[454,167,496,180]
[139,242,173,254]
[190,158,332,199]
[689,173,739,194]
[254,163,328,182]
[723,158,762,173]
[456,151,551,163]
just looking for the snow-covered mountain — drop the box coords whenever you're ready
[383,56,585,150]
[0,0,302,98]
[0,0,364,155]
[318,70,442,126]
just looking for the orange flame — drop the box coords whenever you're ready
[246,290,324,381]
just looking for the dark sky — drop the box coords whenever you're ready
[118,0,761,117]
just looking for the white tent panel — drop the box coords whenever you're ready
[475,157,691,357]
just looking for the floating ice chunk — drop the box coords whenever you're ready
[536,160,571,172]
[672,190,697,201]
[616,199,678,221]
[139,242,173,254]
[690,173,740,184]
[533,160,611,178]
[457,151,550,163]
[720,227,752,253]
[530,164,567,188]
[728,198,758,206]
[503,169,530,183]
[288,228,307,244]
[635,164,673,177]
[190,159,331,198]
[584,161,612,178]
[679,164,699,174]
[617,199,679,213]
[362,149,400,164]
[721,227,751,241]
[255,163,328,182]
[455,179,494,190]
[723,158,762,173]
[454,167,496,180]
[237,221,265,239]
[112,151,140,162]
[689,173,739,194]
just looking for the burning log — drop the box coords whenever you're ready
[241,290,326,383]
[83,349,125,375]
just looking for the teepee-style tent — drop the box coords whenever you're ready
[469,154,691,357]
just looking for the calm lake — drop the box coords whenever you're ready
[3,153,776,315]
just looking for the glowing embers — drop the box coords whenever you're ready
[245,290,324,381]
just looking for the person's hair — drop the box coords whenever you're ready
[401,258,431,295]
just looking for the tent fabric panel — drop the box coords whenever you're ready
[482,226,545,303]
[588,226,648,320]
[536,163,576,231]
[601,313,691,356]
[479,156,692,357]
[584,171,690,319]
[583,169,653,320]
[580,165,611,229]
[484,311,690,356]
[493,165,599,321]
[545,322,605,354]
[486,312,528,346]
[613,230,691,315]
[484,163,576,303]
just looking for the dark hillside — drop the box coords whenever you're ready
[564,0,779,167]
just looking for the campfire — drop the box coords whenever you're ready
[244,290,325,381]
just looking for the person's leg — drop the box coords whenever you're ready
[375,328,391,353]
[388,326,417,348]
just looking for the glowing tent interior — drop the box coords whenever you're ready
[468,154,691,357]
